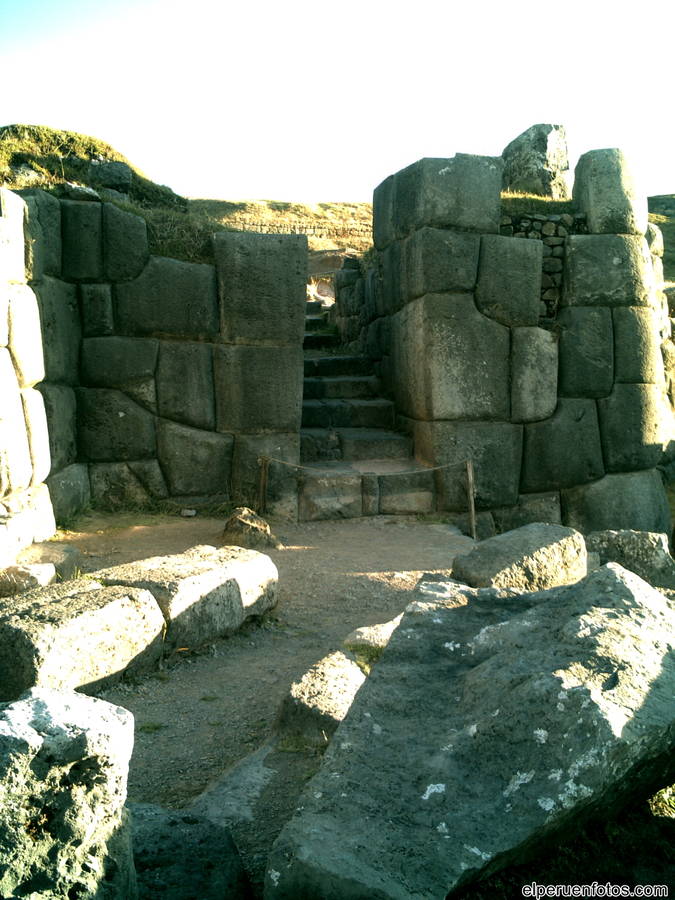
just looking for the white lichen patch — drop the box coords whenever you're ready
[548,769,563,782]
[492,708,500,717]
[372,723,383,736]
[444,641,460,651]
[467,723,478,737]
[533,728,548,744]
[559,778,593,809]
[422,783,446,801]
[503,770,535,797]
[340,741,352,750]
[269,870,280,886]
[437,822,449,834]
[464,845,491,861]
[537,797,556,811]
[568,747,601,777]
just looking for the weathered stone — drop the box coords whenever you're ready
[7,283,45,387]
[60,200,103,280]
[46,463,90,524]
[157,420,233,496]
[452,522,587,590]
[127,459,169,499]
[562,469,671,535]
[492,492,562,533]
[221,506,280,549]
[597,383,669,472]
[231,433,300,520]
[511,326,558,421]
[361,472,379,516]
[0,188,27,283]
[391,294,510,421]
[214,231,307,345]
[213,345,303,434]
[0,688,137,899]
[452,510,496,541]
[156,340,214,430]
[414,420,523,510]
[89,462,153,509]
[646,222,664,257]
[557,307,614,398]
[0,485,56,567]
[102,202,149,281]
[475,234,543,326]
[343,614,403,665]
[585,529,675,590]
[276,650,366,746]
[79,282,114,336]
[80,335,159,390]
[38,383,77,474]
[0,563,56,597]
[612,306,663,383]
[402,227,480,301]
[521,399,604,492]
[298,473,363,521]
[131,802,249,900]
[22,189,61,280]
[34,276,81,384]
[90,159,133,192]
[373,173,395,250]
[0,579,165,700]
[563,235,654,308]
[115,256,219,338]
[573,148,647,235]
[265,565,675,898]
[502,123,571,199]
[17,541,84,581]
[393,155,503,238]
[77,388,156,461]
[377,469,434,515]
[21,388,51,486]
[97,544,277,649]
[0,349,33,498]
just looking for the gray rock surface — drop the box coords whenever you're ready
[22,188,62,280]
[156,340,215,430]
[475,234,542,326]
[343,614,403,664]
[61,200,103,280]
[34,276,81,384]
[492,492,562,533]
[97,544,277,649]
[452,522,587,590]
[0,349,33,497]
[561,469,671,535]
[103,202,149,281]
[130,802,249,899]
[231,433,300,521]
[0,687,137,899]
[585,529,675,589]
[79,282,114,336]
[597,383,669,472]
[557,306,614,398]
[511,326,558,422]
[0,187,26,283]
[7,283,45,387]
[0,562,56,596]
[298,473,363,521]
[265,565,675,898]
[21,386,51,487]
[46,462,91,524]
[563,235,654,308]
[17,540,83,580]
[38,382,77,473]
[502,123,571,199]
[402,227,480,301]
[77,387,156,460]
[612,306,663,384]
[573,148,648,235]
[221,506,280,549]
[80,335,159,390]
[157,419,233,496]
[89,462,154,509]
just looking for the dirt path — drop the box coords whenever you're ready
[59,511,473,891]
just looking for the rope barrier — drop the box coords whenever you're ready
[257,454,474,476]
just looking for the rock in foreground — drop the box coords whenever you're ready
[265,565,675,899]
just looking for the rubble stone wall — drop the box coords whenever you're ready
[335,150,675,536]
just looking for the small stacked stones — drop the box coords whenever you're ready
[500,212,587,317]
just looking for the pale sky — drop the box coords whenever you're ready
[1,0,674,202]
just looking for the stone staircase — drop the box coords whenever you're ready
[298,301,436,520]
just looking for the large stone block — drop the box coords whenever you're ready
[0,580,165,700]
[573,148,648,235]
[475,234,543,326]
[511,326,558,422]
[557,306,614,398]
[298,473,363,520]
[562,469,671,535]
[97,544,278,649]
[213,345,303,433]
[492,491,562,533]
[38,383,77,474]
[380,239,404,315]
[597,382,669,472]
[501,123,571,199]
[373,173,395,250]
[391,293,510,421]
[77,388,156,461]
[156,340,215,430]
[103,202,149,281]
[414,420,523,510]
[7,283,45,387]
[0,485,56,569]
[21,388,51,486]
[0,688,137,899]
[393,154,503,238]
[22,189,61,280]
[585,529,675,589]
[214,231,307,346]
[115,256,219,338]
[562,234,654,308]
[157,419,233,496]
[612,306,664,384]
[89,462,154,509]
[46,463,91,524]
[231,433,300,520]
[0,349,33,498]
[79,282,114,336]
[34,276,81,384]
[60,200,103,280]
[402,227,480,301]
[0,188,26,283]
[521,398,605,492]
[80,335,159,392]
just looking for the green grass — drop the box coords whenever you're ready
[500,190,576,217]
[649,212,675,284]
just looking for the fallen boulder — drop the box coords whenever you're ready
[221,505,281,550]
[501,123,571,199]
[451,522,587,590]
[585,529,675,589]
[0,687,137,899]
[97,544,278,649]
[265,564,675,898]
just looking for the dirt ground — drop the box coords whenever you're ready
[58,510,473,892]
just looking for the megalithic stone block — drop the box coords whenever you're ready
[156,340,215,431]
[0,349,33,498]
[7,284,45,388]
[77,388,156,461]
[511,326,558,422]
[612,306,664,384]
[21,388,51,486]
[402,227,480,302]
[596,382,669,472]
[61,200,103,281]
[34,276,81,385]
[38,384,77,475]
[573,148,647,235]
[23,189,62,281]
[557,307,614,398]
[102,202,149,281]
[562,235,654,308]
[475,234,543,326]
[0,188,27,283]
[562,469,671,535]
[373,173,395,250]
[157,420,233,496]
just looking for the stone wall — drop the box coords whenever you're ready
[335,150,674,536]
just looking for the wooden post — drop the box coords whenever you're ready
[257,456,270,515]
[466,459,477,541]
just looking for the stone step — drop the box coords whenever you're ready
[303,375,381,400]
[301,399,394,430]
[297,460,435,521]
[303,332,340,350]
[305,314,330,333]
[300,428,412,463]
[303,356,375,378]
[305,300,325,314]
